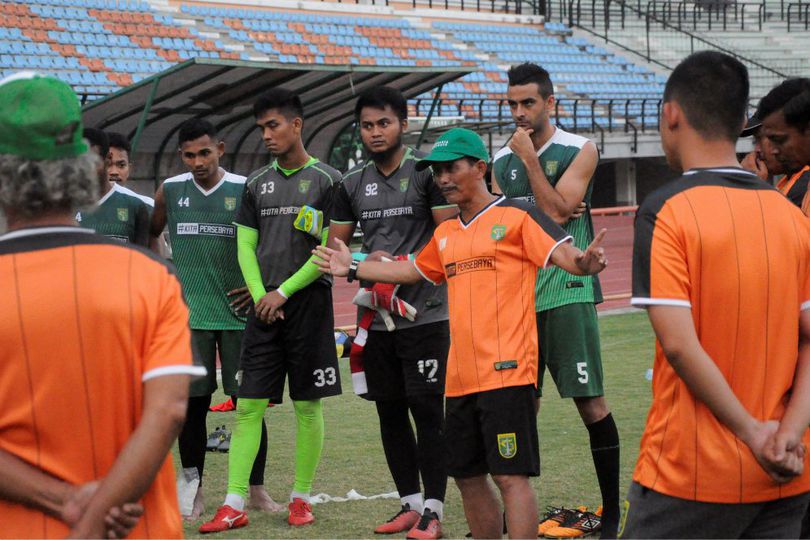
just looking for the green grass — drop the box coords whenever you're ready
[179,311,654,539]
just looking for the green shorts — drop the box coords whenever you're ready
[190,329,243,397]
[536,302,604,399]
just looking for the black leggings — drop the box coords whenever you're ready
[376,394,447,502]
[178,395,268,486]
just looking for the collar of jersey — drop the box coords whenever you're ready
[458,195,505,229]
[0,225,93,242]
[683,167,757,177]
[272,156,319,177]
[535,125,559,156]
[96,181,120,207]
[371,146,412,180]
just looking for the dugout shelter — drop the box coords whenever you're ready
[81,58,473,187]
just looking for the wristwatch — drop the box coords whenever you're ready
[347,259,359,283]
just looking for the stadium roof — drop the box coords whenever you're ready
[82,58,473,182]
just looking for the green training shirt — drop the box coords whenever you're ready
[163,171,247,330]
[493,127,603,312]
[76,182,153,246]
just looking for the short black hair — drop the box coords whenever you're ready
[253,88,304,122]
[507,63,554,98]
[107,132,131,156]
[757,78,810,133]
[663,51,748,141]
[178,118,218,146]
[83,127,109,157]
[354,86,408,121]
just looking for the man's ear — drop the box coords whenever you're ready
[661,101,681,132]
[217,140,225,157]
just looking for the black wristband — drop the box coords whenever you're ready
[347,259,359,283]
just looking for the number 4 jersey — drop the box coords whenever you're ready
[163,171,246,330]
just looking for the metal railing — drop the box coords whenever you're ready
[325,0,544,14]
[412,96,662,151]
[787,1,810,29]
[550,0,795,86]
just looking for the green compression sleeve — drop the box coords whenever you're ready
[227,398,269,499]
[237,225,266,303]
[292,399,324,494]
[278,227,329,299]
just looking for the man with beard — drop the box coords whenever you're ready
[492,63,619,539]
[328,86,457,539]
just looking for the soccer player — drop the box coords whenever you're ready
[107,131,132,185]
[315,127,607,540]
[149,118,278,521]
[0,73,202,537]
[76,128,153,246]
[200,88,342,533]
[328,86,457,538]
[491,62,620,538]
[758,78,810,213]
[740,111,782,182]
[622,51,810,539]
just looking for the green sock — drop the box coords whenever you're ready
[227,397,268,499]
[292,399,324,494]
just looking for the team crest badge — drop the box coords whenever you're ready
[399,178,409,192]
[545,161,558,177]
[497,433,517,459]
[224,197,236,211]
[490,224,506,241]
[299,180,311,194]
[117,208,128,221]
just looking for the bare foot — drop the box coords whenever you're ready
[248,486,284,512]
[183,488,205,522]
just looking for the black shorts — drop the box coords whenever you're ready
[445,385,539,478]
[238,284,342,403]
[363,321,449,401]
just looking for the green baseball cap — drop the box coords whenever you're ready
[415,127,490,171]
[0,72,87,160]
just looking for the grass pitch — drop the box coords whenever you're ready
[178,310,654,538]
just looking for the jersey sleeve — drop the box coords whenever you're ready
[234,183,259,230]
[522,206,572,268]
[801,219,810,311]
[631,202,691,308]
[133,201,150,247]
[314,177,338,224]
[413,233,446,285]
[141,268,203,382]
[330,181,356,224]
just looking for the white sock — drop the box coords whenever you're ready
[424,499,444,520]
[177,468,200,516]
[401,493,424,513]
[224,493,245,511]
[290,490,310,503]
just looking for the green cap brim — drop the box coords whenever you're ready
[415,151,475,171]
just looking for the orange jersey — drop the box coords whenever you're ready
[414,197,570,397]
[0,227,202,538]
[632,168,810,503]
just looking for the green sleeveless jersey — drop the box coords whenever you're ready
[493,128,603,312]
[76,182,153,246]
[163,171,246,330]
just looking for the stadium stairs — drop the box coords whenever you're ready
[548,0,809,98]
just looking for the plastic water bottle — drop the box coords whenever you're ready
[645,368,653,381]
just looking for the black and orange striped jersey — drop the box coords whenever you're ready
[0,226,203,538]
[414,196,570,397]
[632,167,810,503]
